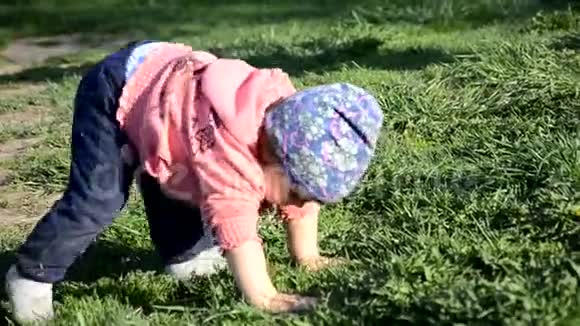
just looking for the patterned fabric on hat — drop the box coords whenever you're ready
[264,82,383,203]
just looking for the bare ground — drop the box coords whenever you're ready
[0,132,55,228]
[1,33,131,66]
[0,34,97,228]
[0,94,60,228]
[0,83,46,97]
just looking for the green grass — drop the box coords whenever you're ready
[0,0,580,325]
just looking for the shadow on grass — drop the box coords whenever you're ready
[211,37,469,76]
[0,36,467,85]
[0,0,366,43]
[0,241,164,318]
[0,233,233,321]
[0,238,162,296]
[551,32,580,51]
[1,0,577,48]
[0,238,162,323]
[346,0,578,29]
[66,241,162,283]
[0,62,95,84]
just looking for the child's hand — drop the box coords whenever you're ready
[259,292,318,313]
[297,255,347,272]
[283,208,347,272]
[225,240,319,313]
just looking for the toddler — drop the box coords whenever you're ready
[4,40,383,324]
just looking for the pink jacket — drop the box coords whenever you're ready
[117,43,320,250]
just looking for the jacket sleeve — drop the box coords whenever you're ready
[195,149,265,251]
[194,58,298,250]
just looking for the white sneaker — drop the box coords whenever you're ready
[165,232,227,281]
[5,265,54,324]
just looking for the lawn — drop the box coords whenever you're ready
[0,0,579,325]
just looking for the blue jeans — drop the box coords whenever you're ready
[15,41,208,284]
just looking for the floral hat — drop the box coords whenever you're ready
[264,82,383,203]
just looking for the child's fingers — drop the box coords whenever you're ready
[287,294,318,312]
[266,293,318,313]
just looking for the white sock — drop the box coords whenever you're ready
[5,265,54,324]
[165,232,227,281]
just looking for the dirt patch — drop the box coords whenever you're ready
[0,136,55,229]
[1,33,131,66]
[0,83,46,97]
[0,84,53,141]
[0,189,60,229]
[2,35,88,66]
[0,137,42,162]
[0,168,8,186]
[0,33,104,229]
[0,63,24,76]
[0,106,52,128]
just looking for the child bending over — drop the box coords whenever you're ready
[5,40,383,324]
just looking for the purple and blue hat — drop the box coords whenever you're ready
[264,82,383,203]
